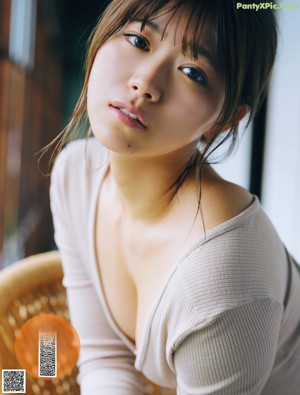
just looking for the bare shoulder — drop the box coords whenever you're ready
[199,166,254,231]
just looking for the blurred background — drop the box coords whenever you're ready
[0,0,299,267]
[0,0,107,266]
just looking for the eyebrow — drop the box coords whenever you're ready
[135,19,217,72]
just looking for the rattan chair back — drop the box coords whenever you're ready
[0,251,80,395]
[0,251,176,395]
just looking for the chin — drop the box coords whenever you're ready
[92,126,137,154]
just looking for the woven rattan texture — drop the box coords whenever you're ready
[0,252,176,395]
[0,253,80,395]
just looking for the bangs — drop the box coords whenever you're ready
[102,0,221,72]
[59,0,277,195]
[129,1,216,60]
[87,0,276,143]
[86,0,238,141]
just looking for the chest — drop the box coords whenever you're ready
[95,208,183,350]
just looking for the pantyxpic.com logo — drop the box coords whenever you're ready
[236,2,298,10]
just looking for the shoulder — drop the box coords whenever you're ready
[200,165,254,231]
[50,138,108,216]
[166,194,287,321]
[52,138,108,176]
[51,138,108,191]
[179,165,254,243]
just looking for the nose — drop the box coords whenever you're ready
[128,63,164,103]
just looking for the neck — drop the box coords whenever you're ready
[106,148,197,223]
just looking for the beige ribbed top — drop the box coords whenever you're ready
[50,138,300,395]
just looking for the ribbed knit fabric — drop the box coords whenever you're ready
[50,138,300,395]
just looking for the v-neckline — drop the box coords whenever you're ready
[89,160,138,353]
[86,150,260,368]
[87,159,203,366]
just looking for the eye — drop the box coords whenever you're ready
[180,66,209,87]
[123,33,149,51]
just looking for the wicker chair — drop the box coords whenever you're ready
[0,250,80,395]
[0,251,176,395]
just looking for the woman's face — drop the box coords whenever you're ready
[87,12,225,158]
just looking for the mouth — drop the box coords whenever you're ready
[109,103,148,130]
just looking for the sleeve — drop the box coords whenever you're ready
[49,154,146,395]
[173,298,283,395]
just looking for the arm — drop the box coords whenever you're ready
[58,249,146,395]
[174,298,283,395]
[50,153,146,395]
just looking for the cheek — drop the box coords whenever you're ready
[88,44,120,85]
[87,60,102,110]
[87,44,131,108]
[88,56,110,95]
[170,93,223,139]
[87,75,99,122]
[87,58,113,118]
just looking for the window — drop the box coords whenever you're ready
[9,0,37,70]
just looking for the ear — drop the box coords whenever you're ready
[203,104,250,140]
[222,104,250,131]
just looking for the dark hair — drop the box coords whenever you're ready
[45,0,278,202]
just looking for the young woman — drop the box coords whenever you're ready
[50,1,300,394]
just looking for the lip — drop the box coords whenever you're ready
[109,101,148,129]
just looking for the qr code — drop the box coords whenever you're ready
[2,369,26,393]
[38,331,57,378]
